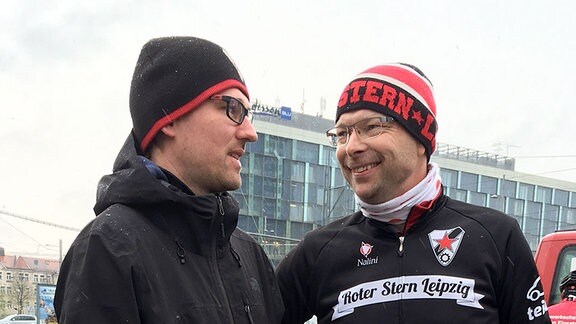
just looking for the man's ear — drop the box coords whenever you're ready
[418,142,427,157]
[159,122,177,138]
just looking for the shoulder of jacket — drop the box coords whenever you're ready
[79,203,152,240]
[295,213,363,251]
[231,227,259,244]
[442,197,520,237]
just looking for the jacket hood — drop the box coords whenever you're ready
[93,133,239,223]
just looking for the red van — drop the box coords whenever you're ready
[534,230,576,306]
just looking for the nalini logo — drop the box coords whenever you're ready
[360,242,373,257]
[358,242,378,267]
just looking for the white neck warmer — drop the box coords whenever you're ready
[356,163,442,225]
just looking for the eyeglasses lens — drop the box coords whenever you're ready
[325,117,393,147]
[226,98,240,124]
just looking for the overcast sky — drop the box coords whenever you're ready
[1,0,576,258]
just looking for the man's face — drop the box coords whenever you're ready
[162,88,257,195]
[335,109,428,204]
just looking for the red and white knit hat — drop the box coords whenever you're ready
[336,63,437,159]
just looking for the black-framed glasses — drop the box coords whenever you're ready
[210,95,254,125]
[325,116,396,147]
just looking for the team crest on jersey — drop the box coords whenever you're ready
[360,242,373,257]
[428,227,465,266]
[357,242,378,267]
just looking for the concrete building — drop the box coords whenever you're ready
[234,109,576,265]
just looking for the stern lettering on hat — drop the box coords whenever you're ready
[335,64,437,159]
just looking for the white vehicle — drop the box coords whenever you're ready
[0,314,37,324]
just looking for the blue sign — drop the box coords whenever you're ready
[37,284,57,323]
[280,106,292,120]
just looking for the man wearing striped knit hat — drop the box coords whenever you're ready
[276,64,551,323]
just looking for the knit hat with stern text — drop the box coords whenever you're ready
[336,63,437,159]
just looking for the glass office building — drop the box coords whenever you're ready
[233,110,576,264]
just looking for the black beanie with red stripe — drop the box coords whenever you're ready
[129,36,248,152]
[336,63,437,159]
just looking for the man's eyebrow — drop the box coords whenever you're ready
[334,120,352,127]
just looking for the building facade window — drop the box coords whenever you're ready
[509,198,524,216]
[525,201,542,240]
[263,156,278,178]
[262,198,276,218]
[570,192,576,208]
[322,147,339,168]
[460,172,478,192]
[252,154,263,176]
[266,135,292,159]
[448,188,467,202]
[289,203,304,222]
[502,179,517,198]
[479,175,498,195]
[560,207,576,230]
[542,204,559,235]
[488,195,505,212]
[262,177,277,198]
[253,175,263,197]
[283,160,305,182]
[250,197,263,218]
[294,141,319,164]
[440,168,458,188]
[309,164,327,188]
[248,134,265,154]
[519,183,535,200]
[536,186,553,204]
[238,215,259,233]
[469,191,487,206]
[554,189,569,207]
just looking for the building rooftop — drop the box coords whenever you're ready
[0,254,59,273]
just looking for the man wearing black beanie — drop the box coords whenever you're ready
[54,36,284,323]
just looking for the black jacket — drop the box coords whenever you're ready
[276,195,551,324]
[55,134,284,323]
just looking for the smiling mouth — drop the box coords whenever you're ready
[352,163,379,173]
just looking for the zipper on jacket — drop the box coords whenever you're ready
[242,294,255,324]
[230,246,242,268]
[398,235,406,321]
[244,304,255,324]
[213,194,235,322]
[217,195,225,215]
[398,236,405,257]
[175,238,186,264]
[217,195,226,238]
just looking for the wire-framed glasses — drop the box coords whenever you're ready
[325,116,396,147]
[210,95,254,125]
